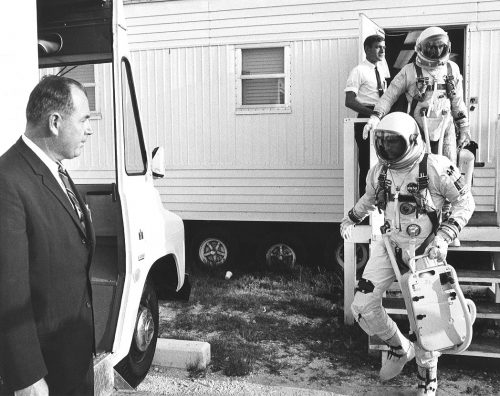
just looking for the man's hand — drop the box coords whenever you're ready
[424,234,448,262]
[362,115,380,140]
[14,379,48,396]
[340,216,356,240]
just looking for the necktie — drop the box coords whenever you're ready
[58,163,87,233]
[375,66,384,97]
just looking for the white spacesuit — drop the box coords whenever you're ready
[364,27,472,171]
[341,112,475,395]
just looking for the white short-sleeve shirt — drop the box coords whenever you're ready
[345,59,390,107]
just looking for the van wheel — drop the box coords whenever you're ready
[115,280,158,388]
[332,242,369,277]
[257,234,305,271]
[192,228,238,271]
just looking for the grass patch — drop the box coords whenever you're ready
[159,265,365,380]
[186,358,208,379]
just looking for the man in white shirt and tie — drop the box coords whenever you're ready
[345,34,389,197]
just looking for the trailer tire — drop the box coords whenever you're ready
[330,241,369,277]
[257,234,305,271]
[115,280,159,388]
[191,227,239,272]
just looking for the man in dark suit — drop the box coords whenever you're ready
[0,75,95,395]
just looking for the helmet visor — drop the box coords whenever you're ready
[375,130,408,161]
[422,37,449,60]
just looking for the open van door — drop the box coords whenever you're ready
[359,13,390,80]
[36,0,187,390]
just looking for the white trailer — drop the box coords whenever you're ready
[1,0,189,393]
[98,0,498,274]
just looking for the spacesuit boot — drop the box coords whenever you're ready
[417,365,438,395]
[380,328,415,380]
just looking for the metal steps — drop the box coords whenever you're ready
[382,297,500,320]
[448,241,500,252]
[369,334,500,358]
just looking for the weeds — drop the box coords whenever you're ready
[186,358,208,379]
[159,265,358,380]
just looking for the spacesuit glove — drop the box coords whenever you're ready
[425,234,448,262]
[457,126,471,148]
[340,216,356,240]
[362,115,380,140]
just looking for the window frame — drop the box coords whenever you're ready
[60,64,101,119]
[235,44,291,114]
[121,57,148,176]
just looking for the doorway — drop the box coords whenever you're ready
[383,26,466,112]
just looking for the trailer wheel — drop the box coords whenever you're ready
[115,280,158,388]
[257,234,305,270]
[332,242,369,277]
[191,228,238,271]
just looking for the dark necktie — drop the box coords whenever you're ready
[58,163,87,233]
[375,66,384,97]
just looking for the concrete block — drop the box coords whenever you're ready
[153,338,211,370]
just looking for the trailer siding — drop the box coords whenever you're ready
[79,0,499,221]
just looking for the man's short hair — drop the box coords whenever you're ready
[364,35,385,51]
[26,75,87,125]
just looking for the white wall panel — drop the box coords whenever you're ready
[106,0,500,220]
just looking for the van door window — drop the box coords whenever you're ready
[121,58,147,175]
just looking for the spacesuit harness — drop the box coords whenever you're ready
[348,153,466,262]
[409,62,468,138]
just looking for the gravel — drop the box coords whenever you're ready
[114,368,343,396]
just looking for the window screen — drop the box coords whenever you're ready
[241,48,285,105]
[62,64,97,111]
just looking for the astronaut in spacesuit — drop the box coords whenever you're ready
[364,26,471,164]
[341,112,474,395]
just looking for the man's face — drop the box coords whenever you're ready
[375,131,406,161]
[423,38,448,59]
[365,40,385,63]
[56,87,93,160]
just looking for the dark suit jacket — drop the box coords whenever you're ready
[0,138,95,394]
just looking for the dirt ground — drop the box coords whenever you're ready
[132,355,500,396]
[153,268,500,396]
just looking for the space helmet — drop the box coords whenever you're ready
[374,112,424,169]
[415,27,451,68]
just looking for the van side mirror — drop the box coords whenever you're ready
[151,146,165,178]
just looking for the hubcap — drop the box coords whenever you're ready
[134,305,154,352]
[337,244,367,271]
[199,238,228,267]
[266,243,296,268]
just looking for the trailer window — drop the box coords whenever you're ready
[121,58,147,175]
[236,46,291,114]
[40,65,99,116]
[59,65,97,112]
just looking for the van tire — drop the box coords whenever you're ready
[256,234,305,271]
[330,241,369,277]
[115,280,159,388]
[191,227,239,272]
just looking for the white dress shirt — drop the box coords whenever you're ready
[345,59,390,106]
